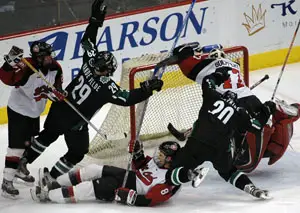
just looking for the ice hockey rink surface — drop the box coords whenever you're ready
[0,63,300,213]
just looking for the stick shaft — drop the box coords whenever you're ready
[271,19,300,100]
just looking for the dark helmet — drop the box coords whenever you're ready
[154,141,181,167]
[93,51,118,76]
[30,41,54,59]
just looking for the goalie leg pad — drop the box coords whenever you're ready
[235,125,274,173]
[267,106,300,165]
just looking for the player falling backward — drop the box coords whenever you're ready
[18,0,163,182]
[166,43,300,173]
[30,141,206,206]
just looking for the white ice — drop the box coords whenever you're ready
[0,63,300,213]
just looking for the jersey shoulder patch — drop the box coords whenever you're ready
[99,76,111,84]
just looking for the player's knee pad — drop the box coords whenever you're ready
[266,110,298,165]
[93,177,118,201]
[235,125,274,173]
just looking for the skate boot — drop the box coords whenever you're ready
[30,186,49,202]
[188,166,209,188]
[39,167,60,190]
[14,170,35,186]
[1,178,19,199]
[18,157,30,176]
[244,184,272,200]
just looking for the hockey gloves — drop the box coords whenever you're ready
[4,46,24,67]
[140,78,163,96]
[89,0,107,27]
[212,67,231,85]
[115,187,137,206]
[133,140,144,160]
[172,42,200,62]
[47,88,68,102]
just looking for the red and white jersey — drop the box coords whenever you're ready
[132,156,180,206]
[135,158,168,194]
[0,58,63,118]
[178,56,253,99]
[195,58,253,99]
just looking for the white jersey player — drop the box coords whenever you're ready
[0,42,65,198]
[31,141,204,206]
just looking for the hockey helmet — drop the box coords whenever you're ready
[208,48,226,59]
[154,141,180,168]
[30,41,54,66]
[93,51,118,76]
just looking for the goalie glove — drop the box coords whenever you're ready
[115,187,137,206]
[172,42,200,62]
[89,0,107,27]
[4,46,24,67]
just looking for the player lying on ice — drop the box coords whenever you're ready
[30,141,207,206]
[164,42,300,173]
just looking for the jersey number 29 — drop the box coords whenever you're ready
[208,100,234,124]
[72,75,92,105]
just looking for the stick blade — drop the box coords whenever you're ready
[167,123,186,141]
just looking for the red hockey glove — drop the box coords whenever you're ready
[115,187,137,206]
[47,89,67,102]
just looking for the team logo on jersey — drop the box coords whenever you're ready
[28,32,68,61]
[242,4,266,36]
[99,76,110,84]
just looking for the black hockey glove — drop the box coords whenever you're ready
[140,78,163,95]
[263,101,276,116]
[172,42,200,62]
[212,67,231,85]
[133,140,144,160]
[115,187,137,206]
[89,0,107,27]
[4,46,24,67]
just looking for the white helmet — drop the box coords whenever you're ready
[208,48,226,59]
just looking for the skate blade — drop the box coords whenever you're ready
[1,190,19,200]
[260,192,273,200]
[192,167,209,188]
[30,188,39,201]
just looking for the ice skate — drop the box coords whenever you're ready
[18,157,30,176]
[14,170,35,186]
[189,166,209,188]
[244,184,272,200]
[30,185,49,202]
[1,178,19,199]
[39,167,60,190]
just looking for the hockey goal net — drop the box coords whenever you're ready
[82,46,249,168]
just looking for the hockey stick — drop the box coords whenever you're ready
[168,74,270,141]
[21,58,114,140]
[271,19,300,101]
[122,0,197,188]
